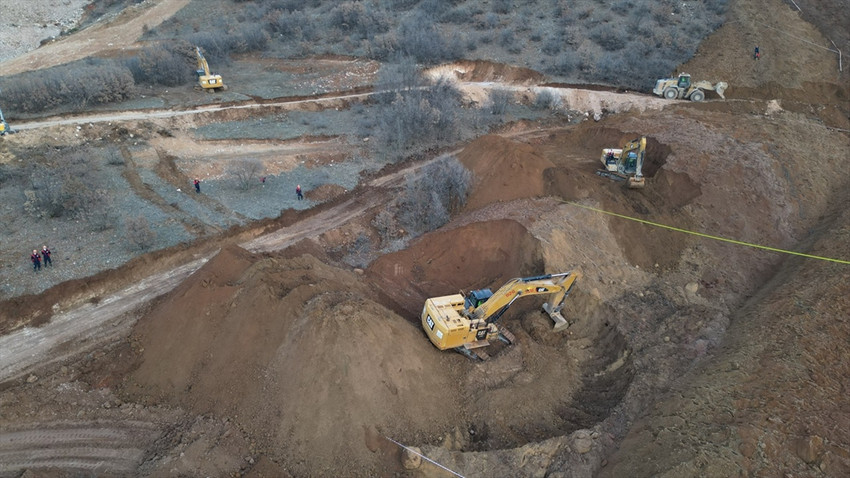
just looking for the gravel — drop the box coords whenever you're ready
[0,0,89,64]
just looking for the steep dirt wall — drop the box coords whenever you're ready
[367,219,543,318]
[599,190,850,477]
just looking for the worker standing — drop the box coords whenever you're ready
[41,245,52,267]
[30,249,41,272]
[296,184,303,200]
[754,46,760,60]
[194,178,201,193]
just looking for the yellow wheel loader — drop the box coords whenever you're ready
[653,73,727,102]
[597,136,646,188]
[195,47,227,92]
[421,271,580,360]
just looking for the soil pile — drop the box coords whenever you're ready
[368,219,543,318]
[123,245,463,476]
[457,135,555,210]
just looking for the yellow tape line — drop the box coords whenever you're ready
[563,201,850,265]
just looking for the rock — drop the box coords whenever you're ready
[26,374,38,383]
[573,436,593,454]
[401,446,422,469]
[794,435,823,463]
[353,268,364,275]
[685,282,699,295]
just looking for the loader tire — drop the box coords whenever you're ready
[690,90,705,102]
[663,87,678,100]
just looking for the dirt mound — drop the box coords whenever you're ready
[367,219,544,318]
[426,60,546,85]
[305,183,347,202]
[458,135,556,211]
[123,245,464,477]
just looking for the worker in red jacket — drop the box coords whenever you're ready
[41,245,52,267]
[31,249,41,272]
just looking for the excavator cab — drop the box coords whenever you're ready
[465,289,493,309]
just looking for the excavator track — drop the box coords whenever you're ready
[455,346,490,361]
[498,328,516,345]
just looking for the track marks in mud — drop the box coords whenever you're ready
[0,421,160,475]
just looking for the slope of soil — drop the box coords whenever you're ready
[368,219,544,317]
[122,245,465,477]
[457,135,555,211]
[600,196,850,478]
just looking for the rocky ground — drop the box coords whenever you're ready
[0,0,848,477]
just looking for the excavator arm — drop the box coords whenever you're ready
[466,272,579,331]
[195,47,211,77]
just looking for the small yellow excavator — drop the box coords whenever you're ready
[653,73,727,102]
[421,271,580,360]
[0,103,13,136]
[597,136,646,188]
[195,47,227,92]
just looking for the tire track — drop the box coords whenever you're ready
[0,422,160,476]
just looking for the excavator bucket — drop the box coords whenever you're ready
[543,303,570,332]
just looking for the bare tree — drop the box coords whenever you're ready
[229,158,264,190]
[125,216,156,251]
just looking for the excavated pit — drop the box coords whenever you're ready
[369,219,634,450]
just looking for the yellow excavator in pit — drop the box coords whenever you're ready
[195,47,227,92]
[597,136,646,188]
[421,271,580,360]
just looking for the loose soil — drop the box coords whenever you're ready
[0,0,848,477]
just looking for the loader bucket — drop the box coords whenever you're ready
[714,82,728,99]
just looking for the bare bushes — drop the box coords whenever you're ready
[374,155,472,244]
[25,147,116,230]
[328,2,391,40]
[370,64,465,160]
[125,216,157,251]
[0,62,134,113]
[228,159,265,190]
[125,43,195,87]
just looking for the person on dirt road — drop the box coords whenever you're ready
[754,46,760,60]
[194,178,201,194]
[31,249,41,272]
[41,245,52,267]
[296,184,303,200]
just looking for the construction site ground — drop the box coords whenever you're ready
[0,0,848,477]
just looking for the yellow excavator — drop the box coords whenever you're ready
[597,136,646,188]
[421,271,580,360]
[653,73,727,102]
[195,47,226,92]
[0,104,13,136]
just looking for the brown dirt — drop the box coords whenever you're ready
[456,135,555,210]
[121,245,465,477]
